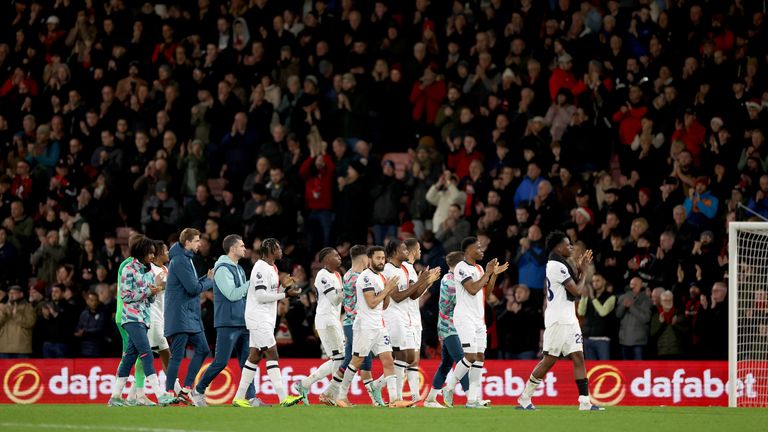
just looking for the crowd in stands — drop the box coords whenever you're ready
[3,0,768,361]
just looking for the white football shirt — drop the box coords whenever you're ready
[544,259,579,327]
[314,267,343,329]
[453,260,485,323]
[245,259,281,329]
[149,263,167,326]
[355,268,386,330]
[402,261,422,330]
[382,262,411,326]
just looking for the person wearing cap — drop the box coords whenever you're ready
[683,176,719,230]
[549,52,577,101]
[140,180,180,241]
[0,285,37,358]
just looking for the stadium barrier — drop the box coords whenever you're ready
[1,359,761,406]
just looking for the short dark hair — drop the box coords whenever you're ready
[461,237,478,252]
[404,238,420,251]
[318,247,336,262]
[222,234,242,254]
[179,228,201,246]
[446,251,464,268]
[546,230,569,252]
[385,239,402,258]
[260,238,280,257]
[367,245,385,258]
[350,245,367,260]
[130,236,155,261]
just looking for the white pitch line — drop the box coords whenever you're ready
[0,422,217,432]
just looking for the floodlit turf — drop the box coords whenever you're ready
[1,405,767,432]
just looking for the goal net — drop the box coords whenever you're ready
[729,222,768,407]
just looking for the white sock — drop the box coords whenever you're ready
[338,365,357,399]
[467,361,484,402]
[426,387,440,402]
[385,374,398,403]
[327,372,342,395]
[136,385,145,398]
[394,360,408,400]
[373,374,386,389]
[126,380,137,400]
[522,375,541,400]
[174,379,182,394]
[302,359,333,388]
[235,360,258,400]
[407,367,421,401]
[579,395,591,405]
[145,374,164,399]
[112,377,128,399]
[446,358,472,389]
[266,360,286,401]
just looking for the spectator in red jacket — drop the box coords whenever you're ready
[447,134,484,180]
[549,53,578,101]
[612,85,648,166]
[299,144,335,254]
[671,109,707,166]
[409,64,447,128]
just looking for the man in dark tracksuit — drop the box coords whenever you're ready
[193,234,259,406]
[164,228,215,405]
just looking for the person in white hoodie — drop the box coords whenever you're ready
[426,171,467,230]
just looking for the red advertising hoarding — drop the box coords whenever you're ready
[0,359,761,406]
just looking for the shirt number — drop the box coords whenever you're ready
[545,277,554,301]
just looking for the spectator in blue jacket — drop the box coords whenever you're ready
[163,228,215,405]
[515,224,547,306]
[746,175,768,219]
[193,234,257,406]
[683,177,719,230]
[513,161,543,208]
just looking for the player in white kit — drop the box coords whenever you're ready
[232,238,303,407]
[517,230,603,411]
[337,246,414,407]
[442,237,508,408]
[402,238,439,404]
[382,240,440,403]
[293,247,346,404]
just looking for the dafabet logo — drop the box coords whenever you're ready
[587,364,626,406]
[195,362,236,405]
[3,363,44,404]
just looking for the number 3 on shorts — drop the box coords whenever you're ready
[383,335,391,346]
[575,334,583,344]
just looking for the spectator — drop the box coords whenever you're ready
[30,230,66,284]
[650,290,688,359]
[3,201,33,254]
[38,284,77,358]
[74,291,107,357]
[0,227,18,285]
[495,284,543,360]
[426,171,466,232]
[0,286,37,358]
[370,160,404,245]
[140,180,180,241]
[515,225,546,298]
[578,273,617,360]
[435,204,470,252]
[699,281,728,359]
[514,161,543,209]
[683,177,719,230]
[616,277,652,360]
[299,144,335,254]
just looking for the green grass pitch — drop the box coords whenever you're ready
[1,405,767,432]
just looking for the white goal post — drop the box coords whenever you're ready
[728,221,768,407]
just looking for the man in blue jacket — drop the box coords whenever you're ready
[163,228,215,406]
[192,234,260,407]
